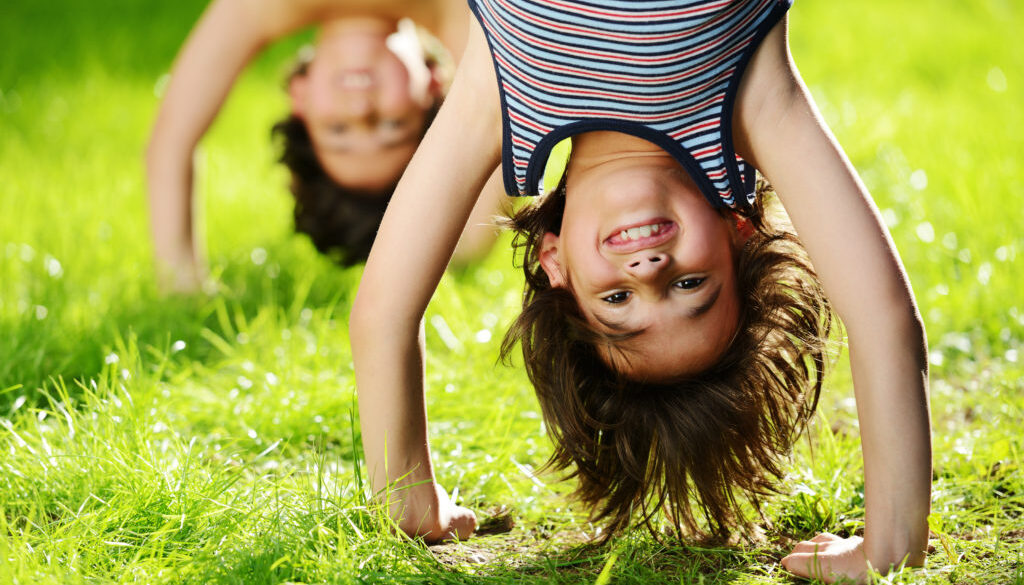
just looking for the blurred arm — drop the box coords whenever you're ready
[735,18,931,581]
[349,19,501,541]
[145,0,314,292]
[451,166,506,266]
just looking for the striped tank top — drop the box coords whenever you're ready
[468,0,791,212]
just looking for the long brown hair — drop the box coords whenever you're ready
[501,179,837,540]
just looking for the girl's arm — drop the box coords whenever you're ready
[349,19,502,541]
[735,19,931,583]
[451,166,505,265]
[145,0,319,292]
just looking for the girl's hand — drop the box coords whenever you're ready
[397,483,477,543]
[154,257,205,295]
[781,533,868,584]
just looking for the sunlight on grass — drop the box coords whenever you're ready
[1,0,1022,582]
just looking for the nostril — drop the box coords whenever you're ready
[628,256,664,268]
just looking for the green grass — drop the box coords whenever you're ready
[1,0,1022,582]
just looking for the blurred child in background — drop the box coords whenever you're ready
[147,0,502,292]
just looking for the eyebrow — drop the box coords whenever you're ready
[591,283,722,332]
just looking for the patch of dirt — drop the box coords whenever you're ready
[475,506,516,536]
[428,528,595,570]
[943,527,1024,542]
[428,541,499,566]
[428,507,599,571]
[1002,529,1024,541]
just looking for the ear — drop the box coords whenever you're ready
[287,73,309,119]
[538,232,567,288]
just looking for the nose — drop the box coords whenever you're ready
[623,252,670,280]
[341,93,374,120]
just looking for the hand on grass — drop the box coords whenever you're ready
[155,257,206,295]
[781,533,867,584]
[398,483,476,543]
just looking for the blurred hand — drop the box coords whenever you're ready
[155,256,206,295]
[781,533,868,584]
[397,483,476,543]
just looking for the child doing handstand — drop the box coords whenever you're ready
[146,0,502,292]
[350,1,931,582]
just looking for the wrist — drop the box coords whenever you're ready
[154,251,205,293]
[863,516,929,572]
[391,479,443,536]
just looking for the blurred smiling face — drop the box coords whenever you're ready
[289,19,440,192]
[540,155,749,381]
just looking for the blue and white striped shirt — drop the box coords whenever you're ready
[468,0,790,212]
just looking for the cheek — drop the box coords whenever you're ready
[565,248,618,293]
[679,228,732,272]
[376,61,419,109]
[305,60,335,99]
[691,216,737,264]
[305,74,339,117]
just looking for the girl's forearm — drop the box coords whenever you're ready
[145,151,203,292]
[350,313,432,489]
[848,311,931,570]
[350,314,440,529]
[144,0,274,290]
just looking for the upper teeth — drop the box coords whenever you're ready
[341,72,373,89]
[619,224,661,241]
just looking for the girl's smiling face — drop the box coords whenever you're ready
[539,138,747,381]
[289,19,440,191]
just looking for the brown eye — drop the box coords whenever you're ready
[601,291,630,304]
[673,277,705,290]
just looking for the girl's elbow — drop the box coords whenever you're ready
[880,289,926,341]
[871,291,929,368]
[348,291,413,344]
[349,294,379,346]
[145,134,190,178]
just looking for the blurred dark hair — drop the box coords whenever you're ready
[272,56,441,266]
[500,177,837,541]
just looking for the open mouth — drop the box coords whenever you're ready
[339,70,374,90]
[604,220,677,252]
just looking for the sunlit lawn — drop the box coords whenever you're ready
[1,0,1022,583]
